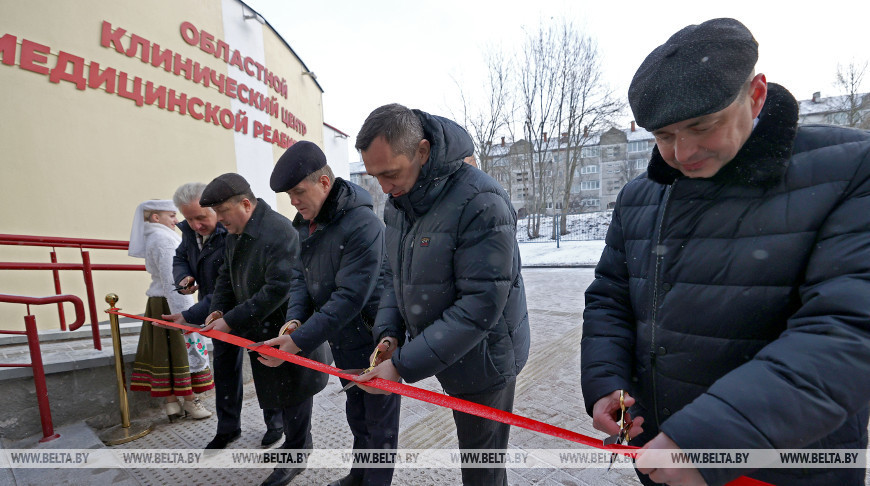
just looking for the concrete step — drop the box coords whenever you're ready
[0,319,143,381]
[0,317,215,441]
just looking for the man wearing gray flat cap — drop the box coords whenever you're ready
[581,18,870,486]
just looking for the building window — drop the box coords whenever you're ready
[581,180,600,190]
[627,140,649,152]
[604,146,620,157]
[635,159,646,170]
[580,165,598,174]
[581,146,599,158]
[582,198,600,207]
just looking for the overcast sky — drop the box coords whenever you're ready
[243,0,870,160]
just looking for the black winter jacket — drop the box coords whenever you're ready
[286,178,385,371]
[172,220,227,325]
[210,199,329,407]
[581,84,870,486]
[373,110,530,396]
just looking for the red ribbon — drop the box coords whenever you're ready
[110,309,770,486]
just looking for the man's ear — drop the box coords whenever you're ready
[319,175,331,191]
[418,139,431,166]
[748,73,767,119]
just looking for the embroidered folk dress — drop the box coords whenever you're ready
[130,222,214,397]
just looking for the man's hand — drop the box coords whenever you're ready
[592,389,644,439]
[369,337,398,365]
[161,313,187,325]
[200,312,230,334]
[256,334,300,367]
[155,312,187,331]
[636,432,707,486]
[357,358,401,395]
[177,276,199,295]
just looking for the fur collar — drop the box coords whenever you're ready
[647,83,799,188]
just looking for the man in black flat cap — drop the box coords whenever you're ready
[581,18,870,486]
[161,182,285,450]
[258,141,400,486]
[199,173,330,486]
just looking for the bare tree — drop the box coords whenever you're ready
[518,22,562,239]
[550,21,625,235]
[833,60,869,129]
[454,49,514,175]
[451,17,626,239]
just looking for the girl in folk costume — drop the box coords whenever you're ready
[128,200,214,420]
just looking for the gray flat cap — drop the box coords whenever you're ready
[629,18,758,131]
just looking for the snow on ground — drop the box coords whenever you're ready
[516,211,611,242]
[518,239,606,266]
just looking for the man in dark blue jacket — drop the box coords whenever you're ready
[199,173,329,486]
[162,182,283,449]
[581,18,870,486]
[354,104,530,486]
[259,141,400,486]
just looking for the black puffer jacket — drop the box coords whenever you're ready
[373,110,530,396]
[172,220,227,325]
[581,84,870,486]
[286,178,385,371]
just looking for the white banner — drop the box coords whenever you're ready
[0,448,867,469]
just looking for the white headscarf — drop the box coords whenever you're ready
[128,199,178,258]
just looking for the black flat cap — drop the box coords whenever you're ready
[629,18,758,131]
[200,173,252,207]
[270,141,327,192]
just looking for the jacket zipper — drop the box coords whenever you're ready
[649,181,675,428]
[396,215,415,327]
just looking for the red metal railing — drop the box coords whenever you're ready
[0,294,86,442]
[0,234,146,350]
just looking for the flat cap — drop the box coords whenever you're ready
[629,18,758,131]
[270,141,327,192]
[200,173,251,207]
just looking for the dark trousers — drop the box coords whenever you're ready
[280,395,313,449]
[451,378,516,486]
[212,340,282,434]
[344,385,401,485]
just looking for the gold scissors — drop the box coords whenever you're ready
[339,339,391,393]
[603,390,632,470]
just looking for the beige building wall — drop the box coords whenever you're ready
[0,0,323,329]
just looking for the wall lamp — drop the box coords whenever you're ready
[242,8,266,24]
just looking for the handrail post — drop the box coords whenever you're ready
[99,293,151,445]
[80,250,102,350]
[24,314,60,442]
[49,249,67,330]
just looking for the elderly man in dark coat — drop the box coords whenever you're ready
[259,141,400,486]
[581,18,870,486]
[199,173,329,486]
[354,104,530,486]
[162,182,283,449]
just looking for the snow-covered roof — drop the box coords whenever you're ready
[487,125,654,155]
[798,93,869,116]
[349,161,366,174]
